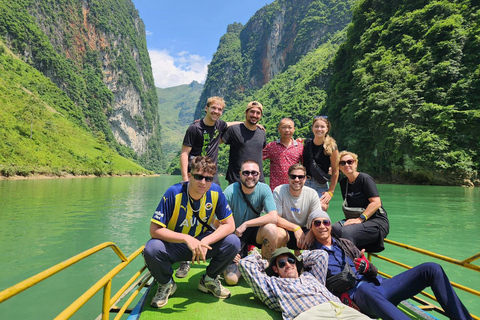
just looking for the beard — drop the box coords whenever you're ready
[290,184,302,192]
[241,178,258,189]
[246,117,259,126]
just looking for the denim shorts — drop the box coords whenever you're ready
[305,178,329,197]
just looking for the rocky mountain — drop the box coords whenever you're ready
[195,0,479,185]
[0,0,163,172]
[194,0,355,119]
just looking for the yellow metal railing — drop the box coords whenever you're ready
[368,238,480,320]
[0,242,150,320]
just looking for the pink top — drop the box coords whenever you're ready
[263,138,304,191]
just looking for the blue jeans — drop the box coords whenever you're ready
[144,233,240,284]
[305,179,328,197]
[354,262,472,320]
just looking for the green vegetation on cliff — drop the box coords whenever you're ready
[0,44,150,177]
[0,0,164,175]
[157,81,203,165]
[196,0,479,185]
[217,31,346,177]
[326,0,480,184]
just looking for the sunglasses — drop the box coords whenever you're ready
[242,170,259,177]
[339,159,356,166]
[314,115,328,119]
[313,219,331,227]
[192,173,214,182]
[289,174,306,180]
[277,257,296,269]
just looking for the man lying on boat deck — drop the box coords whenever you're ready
[238,247,371,320]
[306,209,473,320]
[143,156,240,308]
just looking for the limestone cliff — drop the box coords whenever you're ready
[0,0,163,171]
[195,0,355,118]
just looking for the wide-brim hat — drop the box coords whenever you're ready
[265,247,303,277]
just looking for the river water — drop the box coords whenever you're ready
[0,176,479,319]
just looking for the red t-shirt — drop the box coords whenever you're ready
[263,138,304,191]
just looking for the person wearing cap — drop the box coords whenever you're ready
[178,97,264,278]
[274,163,322,254]
[263,118,304,191]
[306,210,473,320]
[238,247,371,320]
[222,101,267,184]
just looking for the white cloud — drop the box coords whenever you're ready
[145,30,153,36]
[149,49,209,88]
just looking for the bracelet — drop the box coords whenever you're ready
[327,191,334,197]
[293,226,302,232]
[360,213,368,221]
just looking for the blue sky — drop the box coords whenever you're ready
[131,0,274,88]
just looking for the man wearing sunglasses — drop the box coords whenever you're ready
[307,210,472,320]
[222,101,267,184]
[143,156,240,308]
[238,247,370,319]
[178,97,248,277]
[273,164,322,253]
[223,160,278,285]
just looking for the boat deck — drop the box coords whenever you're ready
[132,262,281,320]
[130,262,440,320]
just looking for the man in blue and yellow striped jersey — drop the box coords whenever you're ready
[144,156,240,308]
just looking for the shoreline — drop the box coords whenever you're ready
[0,173,161,181]
[1,173,476,187]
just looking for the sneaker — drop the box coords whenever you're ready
[150,279,177,308]
[198,275,231,299]
[175,261,191,278]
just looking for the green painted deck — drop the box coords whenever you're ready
[136,262,439,320]
[138,262,281,320]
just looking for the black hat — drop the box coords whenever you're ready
[265,247,304,277]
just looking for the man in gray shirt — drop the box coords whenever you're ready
[274,164,323,252]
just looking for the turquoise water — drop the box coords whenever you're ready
[0,176,479,319]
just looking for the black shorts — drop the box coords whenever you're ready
[238,226,261,257]
[285,227,308,250]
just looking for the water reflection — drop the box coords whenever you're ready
[0,177,478,319]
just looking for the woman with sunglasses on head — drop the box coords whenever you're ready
[303,116,339,211]
[333,151,389,252]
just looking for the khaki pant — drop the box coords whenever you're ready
[294,301,371,320]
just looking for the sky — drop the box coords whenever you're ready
[131,0,274,88]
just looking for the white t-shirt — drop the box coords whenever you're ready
[273,184,321,227]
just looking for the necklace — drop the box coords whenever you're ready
[187,184,203,213]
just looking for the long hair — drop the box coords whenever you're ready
[311,117,337,156]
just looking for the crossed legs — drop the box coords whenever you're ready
[354,263,472,320]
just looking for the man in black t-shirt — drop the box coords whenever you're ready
[222,101,267,184]
[181,97,231,185]
[179,97,230,279]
